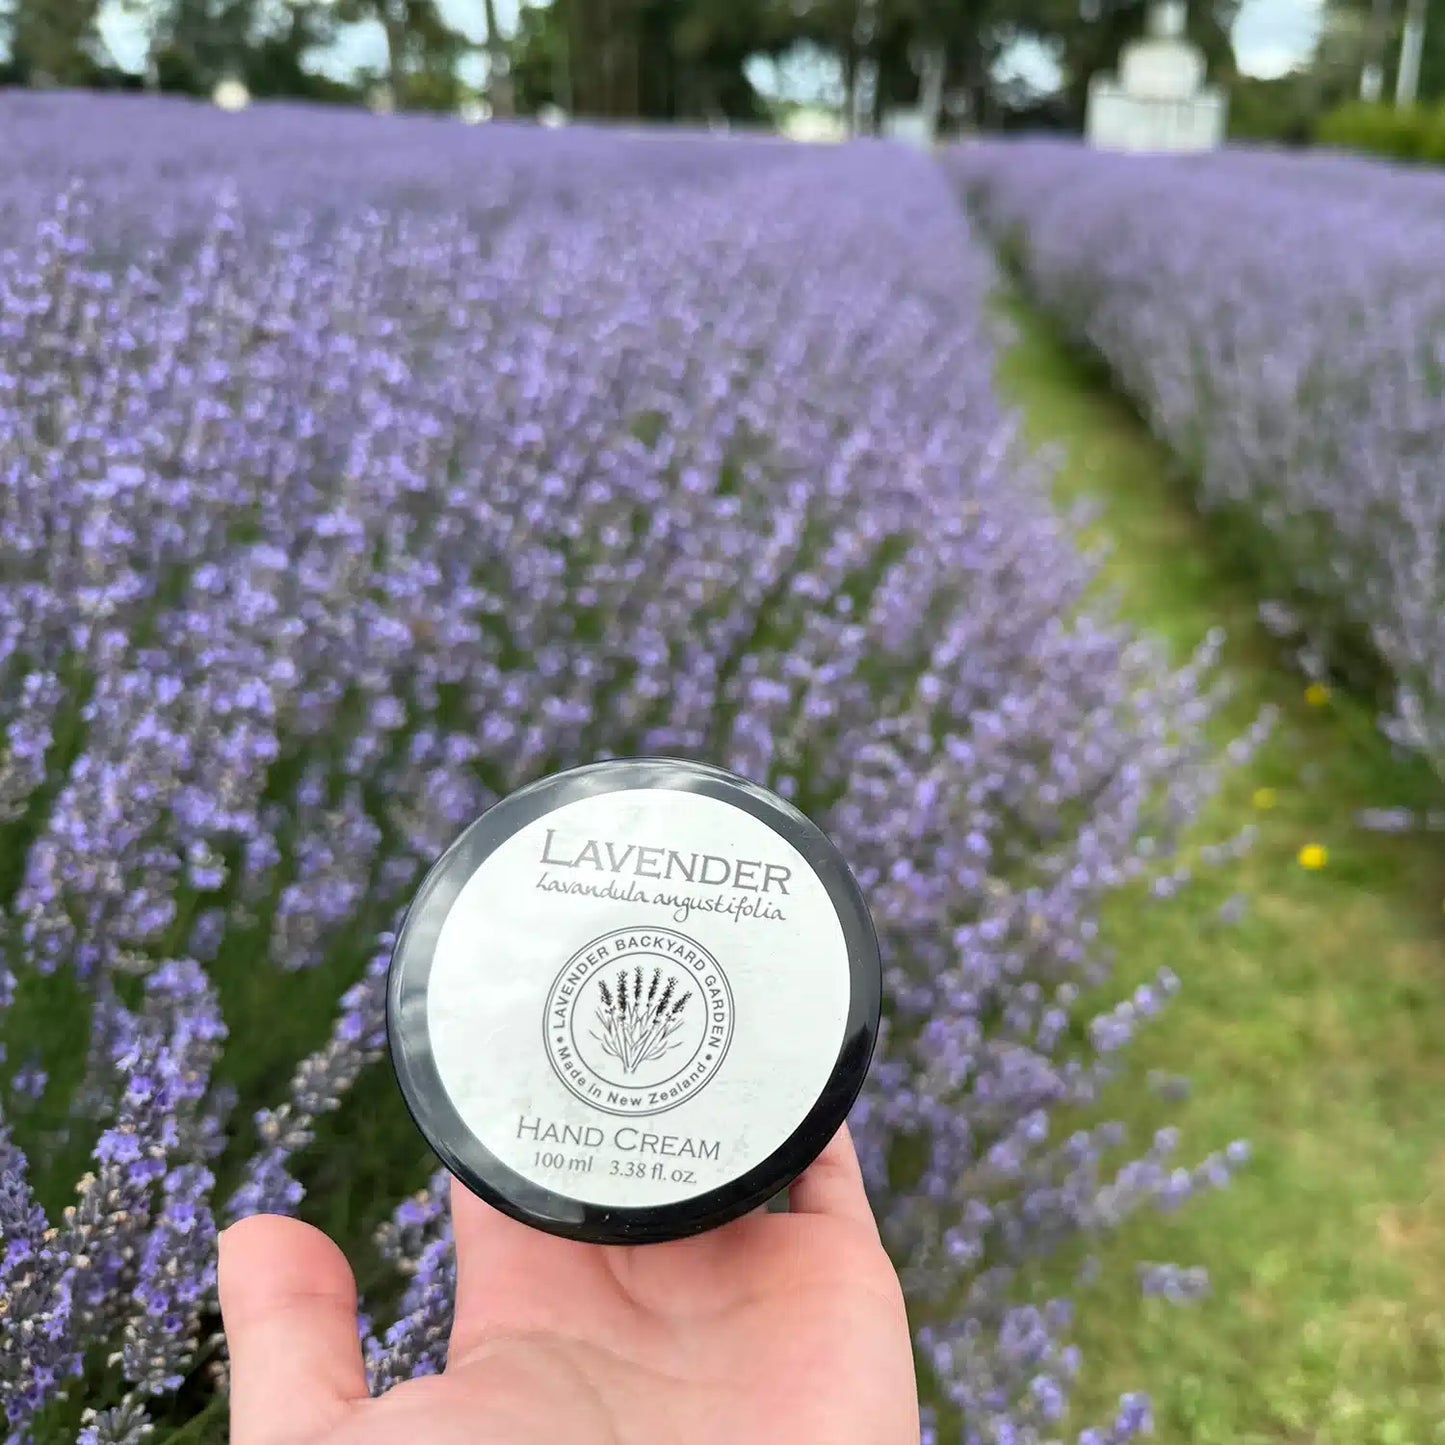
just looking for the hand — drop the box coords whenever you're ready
[219,1125,920,1445]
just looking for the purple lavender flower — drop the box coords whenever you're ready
[365,1172,455,1394]
[952,138,1445,780]
[0,96,1244,1439]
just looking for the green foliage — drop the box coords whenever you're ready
[996,294,1445,1445]
[0,0,1256,131]
[143,0,355,100]
[144,0,252,88]
[1227,74,1319,143]
[1315,98,1445,161]
[1329,0,1445,106]
[326,0,466,106]
[154,42,206,94]
[403,64,466,113]
[1389,9,1445,103]
[509,0,566,112]
[548,0,783,122]
[241,39,361,104]
[235,3,357,103]
[6,0,103,85]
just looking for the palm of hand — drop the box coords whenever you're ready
[221,1129,920,1445]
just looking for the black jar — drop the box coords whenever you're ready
[386,757,881,1245]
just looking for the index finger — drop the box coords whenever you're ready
[787,1123,880,1235]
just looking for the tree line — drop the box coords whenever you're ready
[1,0,1439,135]
[0,0,1249,130]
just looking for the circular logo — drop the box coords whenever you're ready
[543,927,735,1117]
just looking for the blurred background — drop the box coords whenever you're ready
[0,0,1442,152]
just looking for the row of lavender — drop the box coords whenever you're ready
[2,97,1235,1444]
[950,139,1445,781]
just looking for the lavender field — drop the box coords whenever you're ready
[951,140,1445,786]
[0,95,1259,1443]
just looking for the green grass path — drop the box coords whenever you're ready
[995,299,1445,1445]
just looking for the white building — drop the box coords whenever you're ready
[1086,1,1227,153]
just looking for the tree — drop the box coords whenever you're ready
[1311,0,1376,108]
[786,0,874,130]
[241,2,358,102]
[557,0,635,115]
[126,0,259,91]
[667,0,791,119]
[510,0,567,110]
[1229,72,1322,142]
[6,0,105,84]
[132,0,362,99]
[539,0,786,121]
[892,0,1015,134]
[481,0,515,114]
[336,0,467,107]
[787,0,1072,135]
[1320,0,1442,105]
[1360,0,1393,96]
[1386,0,1444,100]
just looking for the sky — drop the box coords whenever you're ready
[1233,0,1323,78]
[95,0,1325,96]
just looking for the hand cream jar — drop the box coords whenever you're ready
[386,757,881,1244]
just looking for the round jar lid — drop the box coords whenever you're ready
[386,757,881,1244]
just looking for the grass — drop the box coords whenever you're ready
[994,296,1445,1445]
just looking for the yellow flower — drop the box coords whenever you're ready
[1305,682,1331,707]
[1298,843,1328,870]
[1252,787,1277,810]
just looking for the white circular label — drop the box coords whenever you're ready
[426,788,850,1207]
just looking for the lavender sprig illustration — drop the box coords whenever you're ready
[592,967,692,1074]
